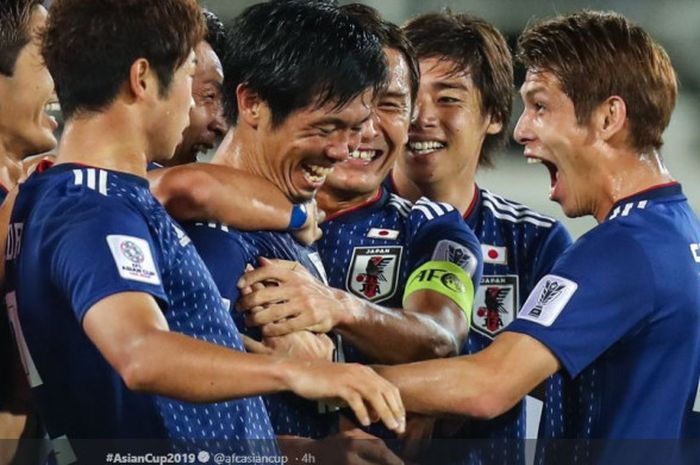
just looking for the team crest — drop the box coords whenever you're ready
[346,246,402,303]
[472,275,519,338]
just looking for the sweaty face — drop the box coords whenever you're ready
[0,6,57,158]
[150,51,196,162]
[323,48,412,198]
[514,70,599,218]
[399,57,500,187]
[257,91,373,203]
[172,41,227,165]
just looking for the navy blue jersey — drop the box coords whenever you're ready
[318,187,483,364]
[506,184,700,464]
[4,164,276,458]
[185,222,336,439]
[0,185,10,411]
[385,177,572,464]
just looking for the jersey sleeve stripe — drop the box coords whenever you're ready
[483,200,554,228]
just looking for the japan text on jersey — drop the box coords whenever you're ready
[4,164,277,461]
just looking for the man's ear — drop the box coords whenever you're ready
[592,96,627,143]
[236,83,263,129]
[127,58,154,102]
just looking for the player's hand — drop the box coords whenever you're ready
[316,428,406,465]
[400,415,436,460]
[263,331,334,361]
[237,257,348,336]
[285,360,405,435]
[292,199,325,246]
[279,429,405,465]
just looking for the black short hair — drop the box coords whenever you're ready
[202,9,226,61]
[42,0,205,120]
[222,0,387,127]
[340,3,419,105]
[0,0,41,76]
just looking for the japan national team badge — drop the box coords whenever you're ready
[346,246,402,303]
[472,275,518,338]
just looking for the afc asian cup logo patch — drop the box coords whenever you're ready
[517,274,578,327]
[106,235,161,285]
[120,240,145,264]
[346,246,402,303]
[473,275,519,338]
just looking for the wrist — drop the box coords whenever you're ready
[287,203,308,230]
[332,289,360,329]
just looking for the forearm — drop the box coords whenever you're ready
[149,164,294,230]
[336,291,461,365]
[377,333,558,418]
[121,329,296,402]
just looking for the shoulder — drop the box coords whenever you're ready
[479,188,559,230]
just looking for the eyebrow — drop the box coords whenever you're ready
[432,81,469,92]
[381,90,409,99]
[522,85,547,99]
[315,113,371,128]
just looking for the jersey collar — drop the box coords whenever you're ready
[47,162,150,189]
[463,184,481,228]
[605,182,683,221]
[324,187,388,223]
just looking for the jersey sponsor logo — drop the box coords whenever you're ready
[367,228,400,240]
[346,246,402,303]
[106,235,161,285]
[432,240,478,277]
[691,243,700,263]
[481,244,507,265]
[517,274,577,326]
[473,275,518,338]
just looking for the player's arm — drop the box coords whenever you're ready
[149,163,310,234]
[375,331,560,418]
[82,291,404,432]
[237,258,474,364]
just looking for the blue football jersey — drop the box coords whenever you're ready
[184,222,336,439]
[318,187,483,364]
[4,164,276,459]
[506,184,700,464]
[0,185,10,411]
[385,177,572,464]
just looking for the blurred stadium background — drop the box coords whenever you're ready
[200,0,700,239]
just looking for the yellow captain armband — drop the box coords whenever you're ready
[402,260,475,327]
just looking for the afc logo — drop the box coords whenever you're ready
[691,243,700,264]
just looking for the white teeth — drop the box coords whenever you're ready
[408,140,446,154]
[526,157,543,164]
[44,102,61,113]
[303,164,334,183]
[349,150,377,161]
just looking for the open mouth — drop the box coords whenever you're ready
[302,163,334,184]
[407,140,446,156]
[348,148,382,164]
[43,100,60,130]
[526,156,560,198]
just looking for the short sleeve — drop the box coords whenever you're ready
[407,206,483,291]
[506,226,655,377]
[48,197,168,322]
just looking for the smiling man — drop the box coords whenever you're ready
[381,12,573,465]
[378,9,700,465]
[178,0,403,440]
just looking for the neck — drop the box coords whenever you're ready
[212,127,264,178]
[54,107,149,178]
[0,143,24,191]
[316,186,381,218]
[392,163,477,216]
[595,148,673,222]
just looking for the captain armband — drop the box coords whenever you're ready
[403,261,475,327]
